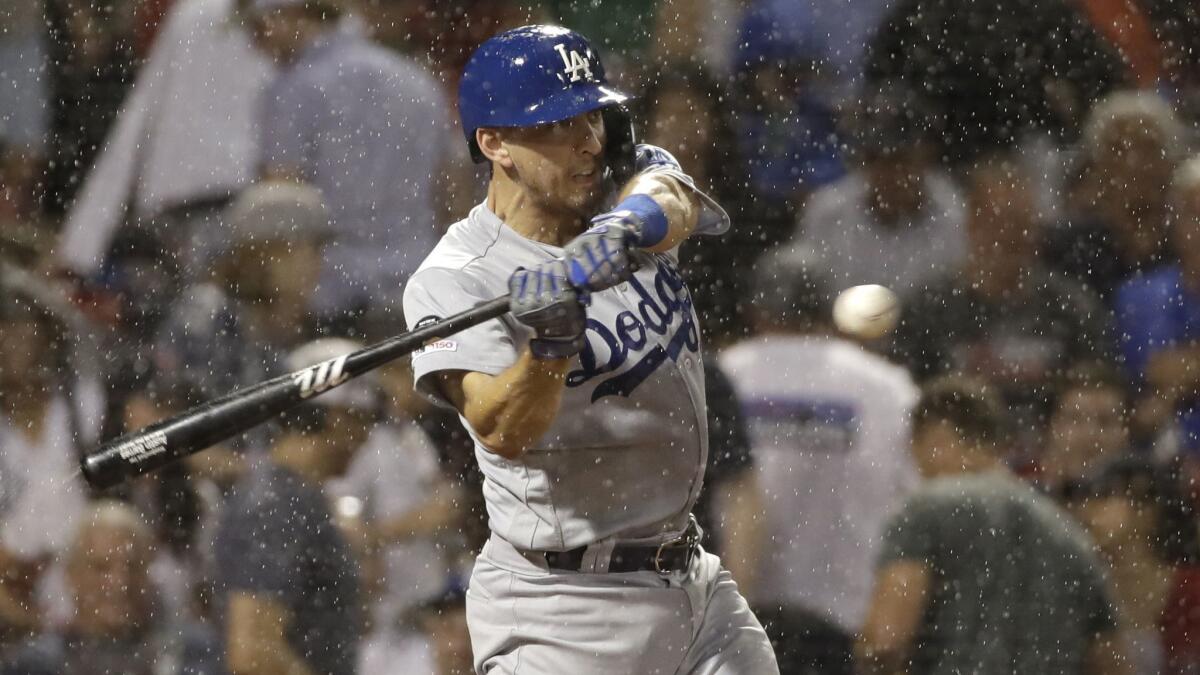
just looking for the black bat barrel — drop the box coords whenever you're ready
[81,296,510,489]
[82,373,307,489]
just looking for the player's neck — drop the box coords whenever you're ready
[487,178,585,247]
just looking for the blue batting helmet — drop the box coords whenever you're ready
[458,25,636,181]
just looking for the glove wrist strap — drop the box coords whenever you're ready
[616,194,669,248]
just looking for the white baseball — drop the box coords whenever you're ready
[832,285,900,339]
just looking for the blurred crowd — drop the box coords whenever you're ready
[2,0,1200,673]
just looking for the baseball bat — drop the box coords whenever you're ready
[81,296,511,489]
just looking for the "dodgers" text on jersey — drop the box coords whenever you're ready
[567,254,700,401]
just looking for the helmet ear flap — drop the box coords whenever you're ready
[603,105,637,185]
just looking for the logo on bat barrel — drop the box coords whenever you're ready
[293,354,350,399]
[412,315,458,357]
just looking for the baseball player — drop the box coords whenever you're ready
[401,25,779,675]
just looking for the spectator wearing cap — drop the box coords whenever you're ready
[726,0,846,245]
[118,374,237,625]
[0,296,101,648]
[1044,90,1187,301]
[55,0,273,282]
[2,501,222,675]
[858,376,1125,675]
[1073,457,1200,674]
[151,180,330,397]
[1115,156,1200,456]
[790,82,967,297]
[718,246,918,674]
[247,0,450,321]
[213,338,373,675]
[891,152,1112,457]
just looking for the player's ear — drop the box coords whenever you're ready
[477,128,513,168]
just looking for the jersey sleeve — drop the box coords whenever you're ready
[402,266,518,406]
[633,144,730,236]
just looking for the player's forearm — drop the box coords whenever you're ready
[617,173,701,252]
[461,350,571,460]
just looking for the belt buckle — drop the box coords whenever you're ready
[654,528,698,577]
[653,541,672,576]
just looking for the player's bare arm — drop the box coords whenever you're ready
[613,160,703,252]
[439,353,573,461]
[436,258,586,461]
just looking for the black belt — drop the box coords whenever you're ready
[541,519,701,575]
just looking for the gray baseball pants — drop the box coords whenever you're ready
[467,535,780,674]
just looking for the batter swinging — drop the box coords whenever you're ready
[402,25,778,675]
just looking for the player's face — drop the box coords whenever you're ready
[502,109,607,219]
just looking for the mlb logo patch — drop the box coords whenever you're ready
[412,315,459,358]
[415,339,458,357]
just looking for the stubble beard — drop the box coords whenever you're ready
[530,178,607,235]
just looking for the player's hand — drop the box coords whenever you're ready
[508,261,587,360]
[562,213,638,293]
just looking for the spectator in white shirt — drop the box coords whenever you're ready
[719,245,920,674]
[791,82,966,297]
[55,0,273,282]
[247,0,450,320]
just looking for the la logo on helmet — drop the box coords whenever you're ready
[554,43,593,82]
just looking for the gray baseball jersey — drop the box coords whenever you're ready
[402,149,728,551]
